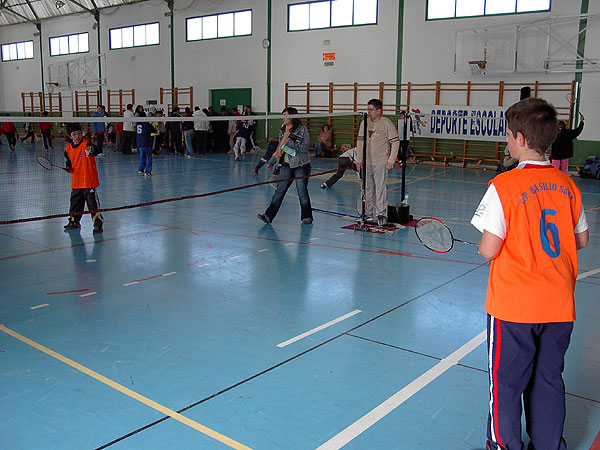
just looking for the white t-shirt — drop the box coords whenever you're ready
[122,110,135,132]
[471,160,588,239]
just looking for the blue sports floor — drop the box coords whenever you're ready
[1,141,599,449]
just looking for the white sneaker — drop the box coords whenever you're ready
[320,183,328,189]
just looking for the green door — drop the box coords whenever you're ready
[210,88,252,114]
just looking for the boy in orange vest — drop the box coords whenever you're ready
[471,98,589,450]
[63,123,104,233]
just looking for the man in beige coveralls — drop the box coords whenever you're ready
[356,99,400,226]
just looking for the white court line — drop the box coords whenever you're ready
[310,237,320,241]
[228,256,241,260]
[30,304,50,310]
[335,233,344,236]
[80,292,97,297]
[85,259,96,263]
[277,310,362,348]
[197,263,209,268]
[315,330,486,450]
[577,267,600,280]
[123,281,139,286]
[258,249,269,253]
[162,272,176,277]
[284,243,295,246]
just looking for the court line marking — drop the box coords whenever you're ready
[315,330,486,450]
[162,272,176,277]
[197,263,209,268]
[577,267,600,280]
[30,304,50,310]
[123,281,139,287]
[277,310,362,348]
[47,289,89,295]
[257,249,269,253]
[0,324,253,450]
[80,292,97,297]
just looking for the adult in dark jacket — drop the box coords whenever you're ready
[550,113,584,174]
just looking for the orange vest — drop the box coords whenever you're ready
[65,140,99,189]
[486,165,582,323]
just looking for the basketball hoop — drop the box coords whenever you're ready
[468,60,487,75]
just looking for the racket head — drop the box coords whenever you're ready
[414,217,454,253]
[37,155,53,170]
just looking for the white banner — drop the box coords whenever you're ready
[408,106,507,142]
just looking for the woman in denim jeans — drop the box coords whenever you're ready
[257,107,313,225]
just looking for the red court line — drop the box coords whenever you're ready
[2,222,481,266]
[378,250,412,256]
[591,429,600,450]
[0,228,167,262]
[133,274,163,283]
[188,229,482,266]
[187,257,204,266]
[47,289,89,295]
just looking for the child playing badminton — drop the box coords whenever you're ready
[63,122,104,233]
[471,98,588,450]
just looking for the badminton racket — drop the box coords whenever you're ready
[37,155,67,171]
[415,217,477,253]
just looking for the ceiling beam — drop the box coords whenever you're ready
[64,0,95,15]
[0,3,38,24]
[23,0,40,21]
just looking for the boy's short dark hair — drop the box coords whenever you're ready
[66,123,82,135]
[505,97,557,154]
[367,98,383,110]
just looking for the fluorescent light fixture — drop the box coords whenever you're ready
[55,0,65,9]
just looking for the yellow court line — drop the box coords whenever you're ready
[0,324,253,450]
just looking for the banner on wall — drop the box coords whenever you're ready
[408,105,507,142]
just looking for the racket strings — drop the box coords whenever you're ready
[415,218,454,253]
[37,156,53,170]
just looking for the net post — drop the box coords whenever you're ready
[356,112,368,230]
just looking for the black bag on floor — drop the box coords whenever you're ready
[578,156,600,180]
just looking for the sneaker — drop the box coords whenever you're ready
[144,172,152,176]
[302,218,314,224]
[138,171,144,174]
[377,215,387,226]
[252,167,259,176]
[64,221,81,230]
[320,183,328,189]
[257,213,271,224]
[93,226,103,233]
[185,154,191,158]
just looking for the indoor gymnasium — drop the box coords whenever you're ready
[0,1,599,449]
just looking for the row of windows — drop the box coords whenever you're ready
[186,10,252,41]
[1,41,34,61]
[2,1,552,62]
[50,33,89,56]
[427,0,551,20]
[288,0,377,31]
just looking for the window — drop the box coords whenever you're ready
[186,10,252,41]
[427,0,551,20]
[49,33,89,56]
[110,22,159,50]
[288,0,377,31]
[1,41,34,62]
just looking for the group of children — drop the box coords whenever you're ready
[8,97,593,450]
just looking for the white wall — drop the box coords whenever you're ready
[402,0,598,140]
[1,0,598,140]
